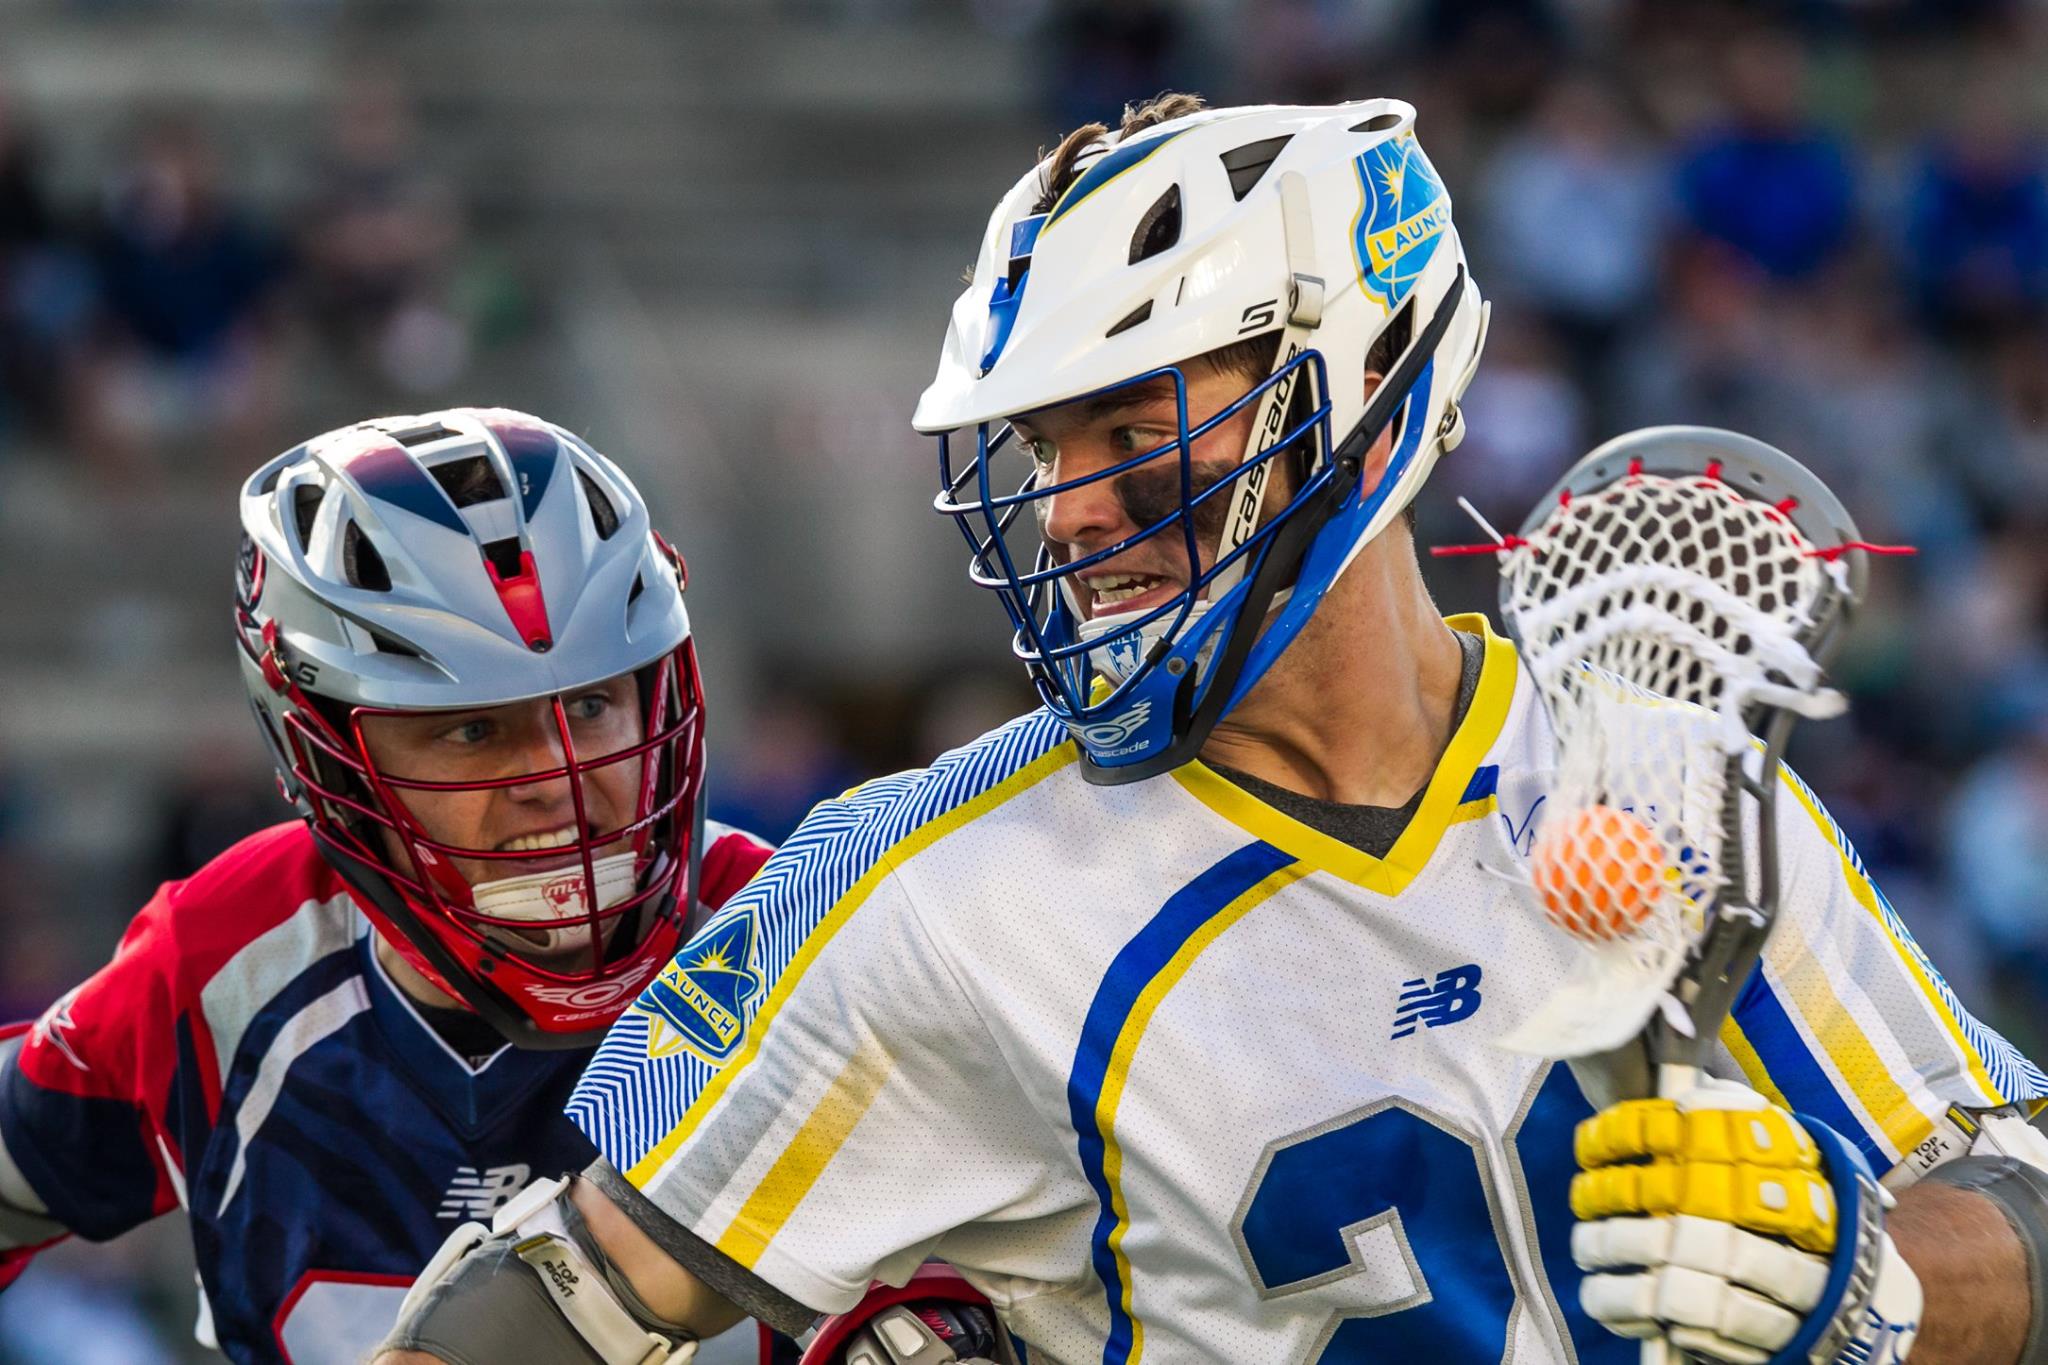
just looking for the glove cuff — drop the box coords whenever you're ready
[1771,1120,1921,1365]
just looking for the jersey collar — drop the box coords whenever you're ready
[359,935,579,1137]
[1171,613,1515,896]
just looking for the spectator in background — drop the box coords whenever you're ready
[1043,0,1204,132]
[298,71,472,395]
[1674,31,1856,282]
[1950,326,2048,522]
[73,113,285,479]
[1476,75,1664,415]
[1776,280,1976,552]
[1614,239,1808,446]
[0,80,91,442]
[710,684,862,844]
[144,736,277,888]
[1901,81,2048,343]
[1235,0,1416,107]
[1437,312,1586,527]
[1946,713,2048,1056]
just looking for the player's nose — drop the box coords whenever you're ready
[1040,449,1133,555]
[501,704,575,803]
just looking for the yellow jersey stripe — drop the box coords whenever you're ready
[715,1038,895,1267]
[1776,771,2003,1109]
[625,741,1079,1187]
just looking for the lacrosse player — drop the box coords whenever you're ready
[379,99,2048,1365]
[0,409,783,1365]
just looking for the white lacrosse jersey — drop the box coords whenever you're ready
[569,615,2045,1365]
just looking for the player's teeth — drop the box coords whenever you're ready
[503,828,577,853]
[1092,574,1160,604]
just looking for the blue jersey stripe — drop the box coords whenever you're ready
[1779,765,2048,1106]
[1460,764,1499,805]
[1734,968,1886,1164]
[1066,840,1297,1365]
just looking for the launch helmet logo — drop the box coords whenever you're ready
[1352,132,1450,312]
[633,907,764,1063]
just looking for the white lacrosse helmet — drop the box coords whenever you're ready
[919,99,1489,781]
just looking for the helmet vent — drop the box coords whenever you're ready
[481,537,525,582]
[579,471,621,539]
[429,456,507,508]
[292,485,324,550]
[1128,186,1182,264]
[393,420,458,447]
[1106,301,1153,338]
[1351,114,1402,135]
[627,573,645,606]
[367,629,418,657]
[1220,137,1292,201]
[343,521,393,591]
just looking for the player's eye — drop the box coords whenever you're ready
[441,717,493,745]
[565,692,611,723]
[1114,426,1171,457]
[1019,435,1057,469]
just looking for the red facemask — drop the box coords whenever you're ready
[269,637,707,1046]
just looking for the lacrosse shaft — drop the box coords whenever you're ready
[1641,1062,1702,1365]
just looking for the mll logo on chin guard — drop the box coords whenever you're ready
[1352,133,1450,312]
[633,907,764,1063]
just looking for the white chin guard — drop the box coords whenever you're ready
[471,851,639,952]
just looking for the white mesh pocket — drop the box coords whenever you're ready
[1497,470,1847,1057]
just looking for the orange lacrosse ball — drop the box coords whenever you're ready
[1531,804,1667,941]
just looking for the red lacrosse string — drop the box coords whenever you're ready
[1431,537,1530,558]
[1808,541,1917,561]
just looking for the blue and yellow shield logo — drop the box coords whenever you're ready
[632,907,765,1063]
[1352,134,1451,312]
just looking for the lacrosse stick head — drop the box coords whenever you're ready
[1493,427,1869,1058]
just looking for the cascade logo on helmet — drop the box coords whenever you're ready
[920,96,1489,781]
[1076,699,1154,752]
[526,976,650,1011]
[233,407,709,1049]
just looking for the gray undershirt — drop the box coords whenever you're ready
[1208,627,1485,859]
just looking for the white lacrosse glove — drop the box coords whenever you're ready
[1571,1075,1922,1364]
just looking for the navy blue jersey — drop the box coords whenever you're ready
[0,820,777,1364]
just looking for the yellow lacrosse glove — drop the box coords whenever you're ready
[1570,1075,1921,1364]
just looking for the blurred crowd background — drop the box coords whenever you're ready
[3,0,2047,1357]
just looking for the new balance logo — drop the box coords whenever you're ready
[1391,964,1483,1039]
[437,1164,531,1221]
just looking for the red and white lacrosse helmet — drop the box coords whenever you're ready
[234,408,706,1048]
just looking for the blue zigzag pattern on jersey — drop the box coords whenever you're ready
[1782,765,2048,1104]
[568,708,1075,1170]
